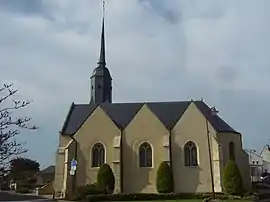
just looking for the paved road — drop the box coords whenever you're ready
[255,183,270,202]
[0,191,51,201]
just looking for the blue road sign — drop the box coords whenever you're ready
[71,159,77,167]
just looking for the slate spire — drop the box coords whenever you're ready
[97,17,106,66]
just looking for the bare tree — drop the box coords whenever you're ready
[0,83,37,173]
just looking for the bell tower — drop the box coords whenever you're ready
[90,2,112,103]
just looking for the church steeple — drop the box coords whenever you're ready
[98,17,106,66]
[90,1,112,104]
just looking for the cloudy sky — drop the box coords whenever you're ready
[1,0,270,168]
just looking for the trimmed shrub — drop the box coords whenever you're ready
[97,163,115,194]
[15,186,30,193]
[156,161,173,193]
[72,183,102,201]
[223,159,243,195]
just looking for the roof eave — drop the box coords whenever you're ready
[60,102,75,135]
[64,103,100,136]
[59,131,75,136]
[217,130,241,135]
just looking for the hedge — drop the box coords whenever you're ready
[71,183,103,201]
[15,186,31,193]
[87,193,255,202]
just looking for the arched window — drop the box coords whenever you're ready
[91,142,105,167]
[229,141,235,160]
[139,142,152,167]
[184,141,198,166]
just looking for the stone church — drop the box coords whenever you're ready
[54,16,250,197]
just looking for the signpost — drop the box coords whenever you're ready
[70,158,77,176]
[69,170,75,176]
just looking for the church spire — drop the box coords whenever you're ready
[97,1,106,66]
[90,0,112,104]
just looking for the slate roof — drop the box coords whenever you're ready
[60,100,239,136]
[39,166,55,175]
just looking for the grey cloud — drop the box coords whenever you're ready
[216,66,239,84]
[1,0,270,167]
[0,0,43,15]
[138,0,181,24]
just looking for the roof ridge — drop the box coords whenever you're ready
[101,100,192,104]
[193,101,239,134]
[146,101,191,130]
[61,101,237,136]
[100,103,144,129]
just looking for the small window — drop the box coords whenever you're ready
[184,141,198,166]
[252,161,255,164]
[256,161,259,164]
[91,142,105,167]
[139,142,152,167]
[91,85,93,89]
[229,141,235,160]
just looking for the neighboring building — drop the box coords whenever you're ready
[260,145,270,172]
[263,160,270,173]
[36,166,55,186]
[54,14,251,197]
[245,149,263,182]
[245,146,270,182]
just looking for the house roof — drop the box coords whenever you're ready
[39,166,55,175]
[260,144,270,155]
[244,149,262,158]
[60,100,239,135]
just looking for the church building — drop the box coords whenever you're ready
[54,14,250,198]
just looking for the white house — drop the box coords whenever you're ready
[245,149,264,182]
[260,145,270,172]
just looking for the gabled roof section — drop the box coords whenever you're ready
[147,101,191,129]
[39,166,55,175]
[260,145,270,155]
[61,103,98,135]
[60,100,238,136]
[100,102,143,129]
[194,101,239,134]
[60,102,75,135]
[244,149,262,159]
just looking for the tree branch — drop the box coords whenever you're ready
[0,83,37,170]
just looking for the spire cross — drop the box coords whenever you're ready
[102,0,105,18]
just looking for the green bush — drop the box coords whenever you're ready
[223,159,243,195]
[17,180,33,189]
[97,163,115,194]
[156,161,173,193]
[15,186,31,193]
[72,183,102,200]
